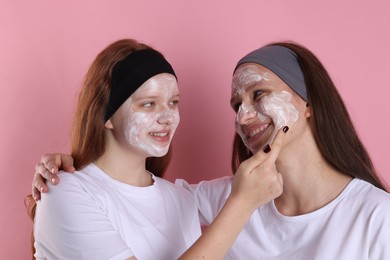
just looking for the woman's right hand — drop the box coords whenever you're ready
[32,153,75,201]
[179,127,288,260]
[230,126,288,212]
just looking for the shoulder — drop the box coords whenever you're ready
[349,179,390,206]
[176,176,233,195]
[349,180,390,256]
[46,170,84,195]
[35,165,114,228]
[175,176,233,216]
[154,176,195,200]
[53,164,110,192]
[154,177,200,217]
[344,179,390,227]
[175,176,233,202]
[41,165,107,208]
[47,169,92,193]
[197,176,233,191]
[193,176,233,200]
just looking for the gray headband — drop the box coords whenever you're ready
[234,45,307,101]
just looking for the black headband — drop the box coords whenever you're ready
[105,49,177,121]
[235,45,307,101]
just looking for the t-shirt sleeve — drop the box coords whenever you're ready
[369,234,390,259]
[175,176,233,226]
[369,208,390,259]
[34,172,134,260]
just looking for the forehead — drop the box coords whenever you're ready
[233,63,280,84]
[132,73,179,98]
[231,63,294,101]
[233,63,290,89]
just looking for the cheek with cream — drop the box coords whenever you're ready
[261,91,299,145]
[235,91,299,153]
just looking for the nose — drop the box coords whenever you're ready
[157,110,177,125]
[236,103,257,125]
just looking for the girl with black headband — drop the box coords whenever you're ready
[31,41,390,259]
[26,39,284,259]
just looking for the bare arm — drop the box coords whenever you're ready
[179,127,287,259]
[31,129,287,259]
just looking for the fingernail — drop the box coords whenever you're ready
[33,194,37,201]
[51,167,55,174]
[51,178,56,184]
[39,186,44,192]
[283,126,289,133]
[263,144,271,153]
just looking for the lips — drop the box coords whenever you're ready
[246,123,270,138]
[240,122,273,149]
[148,130,171,143]
[149,132,168,137]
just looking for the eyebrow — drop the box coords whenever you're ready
[133,93,180,101]
[230,82,263,105]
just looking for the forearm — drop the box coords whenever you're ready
[180,129,285,259]
[179,196,253,259]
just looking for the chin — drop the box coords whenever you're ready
[148,148,169,158]
[248,146,260,154]
[247,138,269,154]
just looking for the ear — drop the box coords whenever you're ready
[104,119,114,129]
[304,103,311,118]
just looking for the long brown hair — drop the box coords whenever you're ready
[25,39,173,258]
[232,41,388,191]
[71,38,172,174]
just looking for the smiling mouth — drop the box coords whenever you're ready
[148,131,172,143]
[246,123,270,139]
[149,132,168,137]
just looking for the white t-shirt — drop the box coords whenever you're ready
[177,177,390,260]
[34,164,201,260]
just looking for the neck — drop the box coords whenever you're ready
[274,131,352,216]
[94,134,153,187]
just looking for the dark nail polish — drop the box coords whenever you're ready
[263,144,271,153]
[283,126,289,133]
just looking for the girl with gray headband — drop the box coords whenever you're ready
[32,41,389,259]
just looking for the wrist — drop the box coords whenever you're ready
[224,195,257,218]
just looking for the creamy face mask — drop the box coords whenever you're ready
[118,74,180,157]
[232,65,270,96]
[235,91,298,152]
[233,65,299,153]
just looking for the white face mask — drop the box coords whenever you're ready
[235,91,299,152]
[232,65,270,95]
[232,65,299,153]
[113,74,180,157]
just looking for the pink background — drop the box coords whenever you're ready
[1,1,389,258]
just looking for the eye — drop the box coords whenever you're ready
[142,101,155,108]
[169,99,180,107]
[254,90,265,102]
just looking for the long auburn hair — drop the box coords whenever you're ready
[25,39,173,259]
[232,41,388,191]
[70,38,172,174]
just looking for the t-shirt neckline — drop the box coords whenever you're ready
[269,178,358,222]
